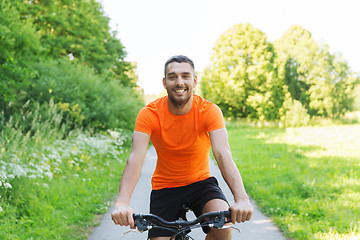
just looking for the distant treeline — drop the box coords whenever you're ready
[0,0,144,133]
[201,23,360,126]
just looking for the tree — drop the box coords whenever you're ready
[0,0,41,118]
[1,0,143,131]
[201,23,282,120]
[12,0,134,86]
[274,25,357,118]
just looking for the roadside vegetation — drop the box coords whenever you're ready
[0,103,129,239]
[1,1,141,239]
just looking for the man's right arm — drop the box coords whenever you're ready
[111,131,150,229]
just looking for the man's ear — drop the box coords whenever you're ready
[162,77,166,88]
[193,75,198,88]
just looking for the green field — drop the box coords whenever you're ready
[228,123,360,239]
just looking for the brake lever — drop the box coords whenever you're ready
[122,225,153,237]
[220,224,241,233]
[122,229,139,237]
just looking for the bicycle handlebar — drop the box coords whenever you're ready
[133,210,231,232]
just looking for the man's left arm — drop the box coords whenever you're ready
[209,128,254,223]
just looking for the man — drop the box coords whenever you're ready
[111,55,253,240]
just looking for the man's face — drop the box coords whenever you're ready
[163,62,197,109]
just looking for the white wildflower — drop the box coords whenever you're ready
[7,174,15,179]
[108,129,120,139]
[48,152,61,160]
[44,172,53,180]
[4,183,12,189]
[13,165,27,177]
[28,174,37,179]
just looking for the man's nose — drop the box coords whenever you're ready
[175,76,185,85]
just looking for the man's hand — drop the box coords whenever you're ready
[229,199,253,223]
[111,202,136,229]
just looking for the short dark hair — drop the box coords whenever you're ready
[164,55,195,76]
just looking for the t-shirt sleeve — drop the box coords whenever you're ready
[134,107,154,135]
[204,104,225,132]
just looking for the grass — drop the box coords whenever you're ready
[0,132,128,239]
[227,122,360,239]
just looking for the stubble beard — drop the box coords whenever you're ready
[167,89,191,109]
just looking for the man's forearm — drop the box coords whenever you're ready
[215,149,249,202]
[116,150,146,205]
[210,128,250,202]
[116,131,150,205]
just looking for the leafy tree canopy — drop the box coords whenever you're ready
[201,24,358,123]
[0,0,143,132]
[274,25,358,117]
[201,23,282,120]
[11,0,136,87]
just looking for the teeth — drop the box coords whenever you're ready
[175,89,185,93]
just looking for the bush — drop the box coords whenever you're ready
[27,58,143,131]
[281,98,310,127]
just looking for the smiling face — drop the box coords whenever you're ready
[163,62,198,110]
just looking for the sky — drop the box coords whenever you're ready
[100,0,360,95]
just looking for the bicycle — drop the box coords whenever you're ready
[122,208,240,240]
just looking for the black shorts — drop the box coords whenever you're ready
[148,177,228,239]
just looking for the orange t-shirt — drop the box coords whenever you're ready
[135,94,225,190]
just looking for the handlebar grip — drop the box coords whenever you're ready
[133,214,149,232]
[224,210,231,220]
[133,213,139,220]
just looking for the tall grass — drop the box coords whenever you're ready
[0,101,128,239]
[227,122,360,239]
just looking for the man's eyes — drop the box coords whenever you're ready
[168,74,190,79]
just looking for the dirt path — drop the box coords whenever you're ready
[88,146,286,240]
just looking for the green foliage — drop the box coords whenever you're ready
[227,123,360,239]
[0,0,41,115]
[280,89,310,127]
[0,1,41,64]
[11,0,136,87]
[0,110,128,239]
[274,25,357,118]
[0,1,140,238]
[1,0,144,133]
[201,23,358,123]
[201,23,283,121]
[28,59,143,131]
